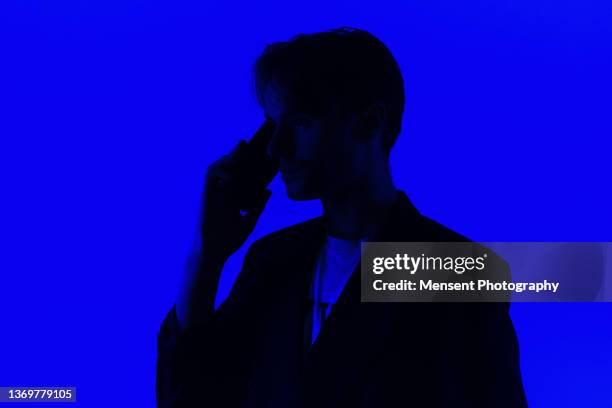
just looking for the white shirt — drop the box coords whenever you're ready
[308,235,365,345]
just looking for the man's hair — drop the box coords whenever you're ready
[254,27,405,155]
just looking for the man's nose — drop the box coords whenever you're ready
[267,125,294,159]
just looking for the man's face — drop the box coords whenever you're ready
[261,81,361,201]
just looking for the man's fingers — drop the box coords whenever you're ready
[207,165,235,185]
[230,140,247,154]
[206,155,243,186]
[206,139,253,186]
[240,189,271,227]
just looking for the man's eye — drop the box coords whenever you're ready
[293,117,312,129]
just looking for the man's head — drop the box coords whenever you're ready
[254,27,405,201]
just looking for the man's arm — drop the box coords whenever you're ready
[156,243,264,408]
[156,140,272,408]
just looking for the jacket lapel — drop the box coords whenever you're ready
[301,192,423,405]
[245,217,326,407]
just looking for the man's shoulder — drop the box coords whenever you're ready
[382,191,473,243]
[393,210,510,284]
[410,214,472,242]
[419,216,509,271]
[247,216,324,258]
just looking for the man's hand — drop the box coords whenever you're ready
[176,141,271,331]
[201,140,272,262]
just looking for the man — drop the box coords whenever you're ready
[157,27,527,407]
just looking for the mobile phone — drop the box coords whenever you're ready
[246,120,278,183]
[236,120,278,213]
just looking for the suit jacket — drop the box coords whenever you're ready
[157,191,528,407]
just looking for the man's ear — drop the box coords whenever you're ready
[358,102,386,140]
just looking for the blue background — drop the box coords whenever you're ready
[1,1,611,406]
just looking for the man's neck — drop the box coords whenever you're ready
[321,172,398,240]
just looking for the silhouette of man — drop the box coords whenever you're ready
[157,27,527,407]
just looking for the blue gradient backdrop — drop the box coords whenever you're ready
[1,1,611,406]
